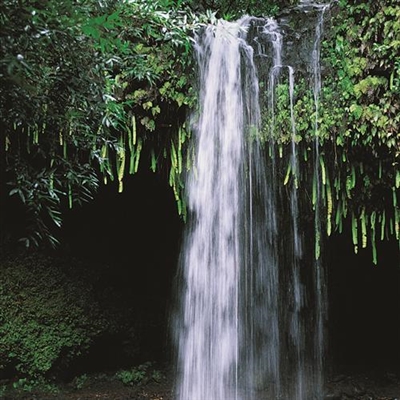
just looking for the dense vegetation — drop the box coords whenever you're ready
[0,0,399,392]
[1,0,397,256]
[0,255,106,382]
[0,0,200,248]
[0,251,170,393]
[316,0,399,262]
[263,0,399,263]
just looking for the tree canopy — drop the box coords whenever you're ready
[1,0,201,247]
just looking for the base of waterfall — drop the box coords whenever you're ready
[3,367,398,400]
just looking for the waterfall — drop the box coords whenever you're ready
[174,19,256,400]
[174,4,331,400]
[311,5,330,399]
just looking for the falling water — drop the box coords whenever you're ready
[311,5,330,399]
[287,66,306,400]
[243,18,283,399]
[174,4,331,400]
[174,19,259,400]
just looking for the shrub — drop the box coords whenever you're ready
[0,254,108,380]
[114,362,164,386]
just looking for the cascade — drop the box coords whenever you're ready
[174,19,252,400]
[174,3,331,400]
[311,5,330,399]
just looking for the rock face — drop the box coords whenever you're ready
[244,2,336,82]
[325,371,400,400]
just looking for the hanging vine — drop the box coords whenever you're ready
[259,0,399,264]
[1,0,399,262]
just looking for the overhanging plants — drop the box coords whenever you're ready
[1,0,398,264]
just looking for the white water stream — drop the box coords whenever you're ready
[175,19,253,400]
[174,4,330,399]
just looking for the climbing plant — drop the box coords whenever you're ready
[260,0,399,263]
[326,0,399,262]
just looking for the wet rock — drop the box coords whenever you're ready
[324,391,342,400]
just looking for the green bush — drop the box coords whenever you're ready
[114,362,164,386]
[0,254,108,380]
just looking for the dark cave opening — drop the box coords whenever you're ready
[327,233,400,373]
[59,171,399,377]
[60,169,183,373]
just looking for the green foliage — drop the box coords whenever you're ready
[0,0,107,247]
[116,367,146,385]
[114,362,164,386]
[1,0,398,264]
[0,254,107,380]
[185,0,293,19]
[260,0,399,263]
[90,0,206,212]
[328,1,400,152]
[0,0,207,246]
[320,0,399,260]
[10,377,59,394]
[72,374,88,390]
